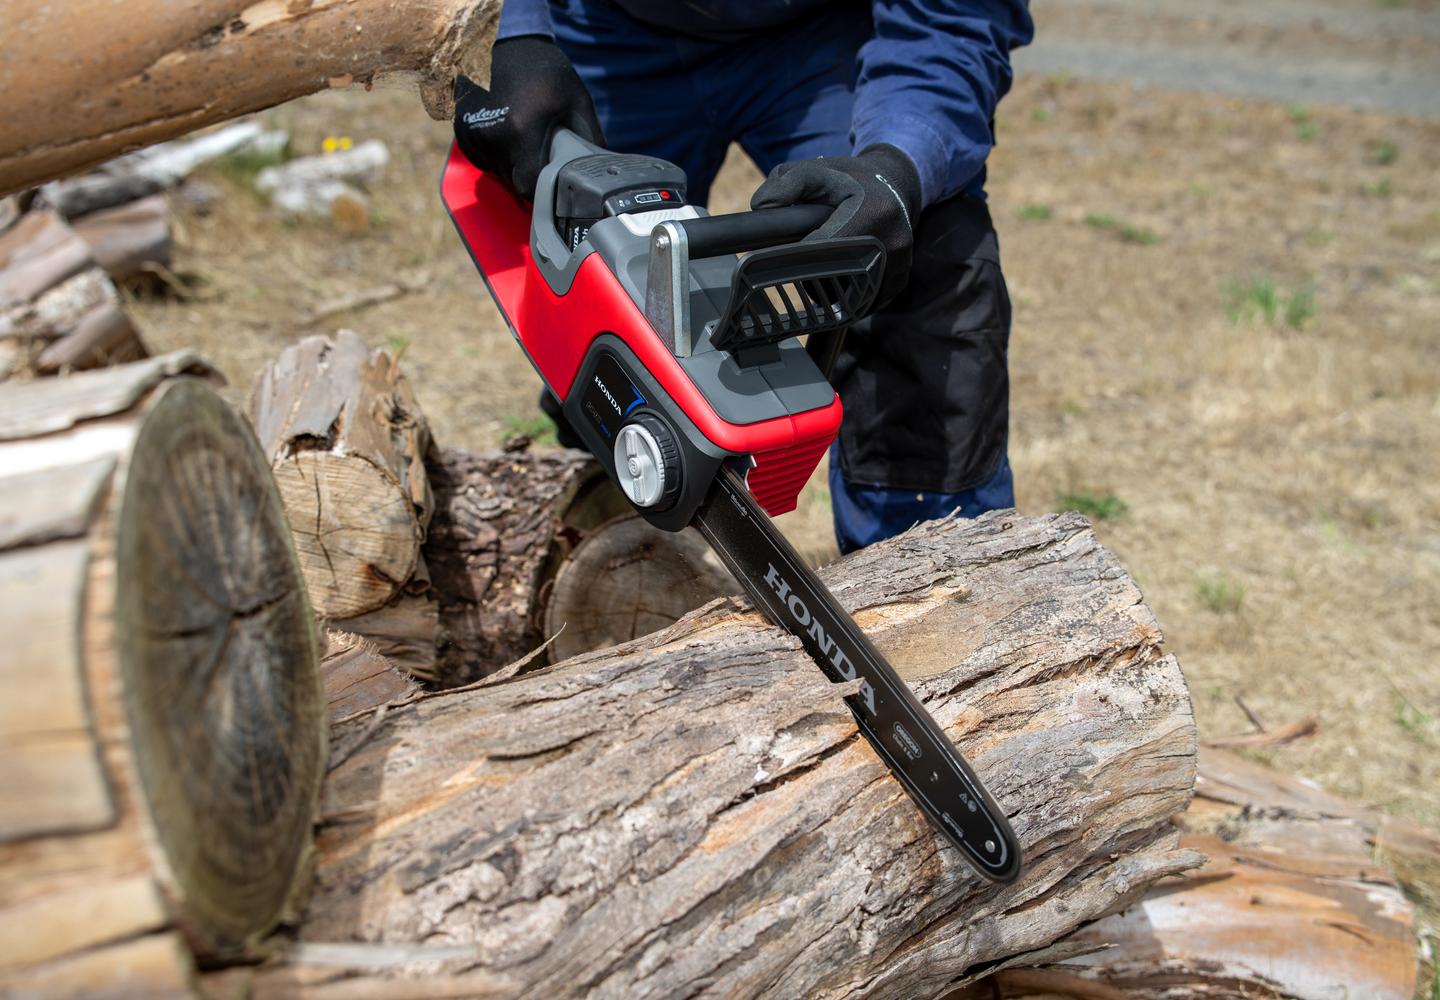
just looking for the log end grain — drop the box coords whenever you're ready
[113,379,326,954]
[272,451,422,620]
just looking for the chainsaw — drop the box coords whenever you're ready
[441,130,1020,884]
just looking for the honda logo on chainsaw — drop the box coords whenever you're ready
[594,374,622,415]
[764,563,877,715]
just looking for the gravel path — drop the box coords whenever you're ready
[1018,0,1440,118]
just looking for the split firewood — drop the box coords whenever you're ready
[320,633,420,725]
[0,353,327,997]
[981,746,1427,999]
[424,443,734,684]
[203,508,1200,999]
[250,331,438,671]
[0,1,502,194]
[69,194,171,284]
[0,208,148,380]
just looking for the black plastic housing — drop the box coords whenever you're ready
[562,335,727,532]
[707,236,884,366]
[554,152,687,249]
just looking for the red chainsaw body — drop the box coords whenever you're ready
[441,144,839,516]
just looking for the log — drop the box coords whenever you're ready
[0,0,502,195]
[0,208,149,379]
[70,194,172,284]
[0,353,327,996]
[320,632,419,725]
[216,509,1202,998]
[425,443,734,684]
[251,332,441,681]
[250,331,436,623]
[988,747,1426,999]
[37,123,285,219]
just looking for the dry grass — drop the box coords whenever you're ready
[130,75,1440,829]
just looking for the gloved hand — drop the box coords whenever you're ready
[750,145,922,307]
[453,37,605,201]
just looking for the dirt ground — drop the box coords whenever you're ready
[129,37,1440,847]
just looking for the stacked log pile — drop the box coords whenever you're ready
[0,208,149,379]
[0,354,326,997]
[0,339,1434,997]
[250,332,735,684]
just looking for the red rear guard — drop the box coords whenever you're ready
[441,144,839,516]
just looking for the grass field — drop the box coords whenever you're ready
[129,72,1440,839]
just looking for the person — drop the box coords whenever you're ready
[454,1,1033,554]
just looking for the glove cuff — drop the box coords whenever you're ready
[858,144,923,226]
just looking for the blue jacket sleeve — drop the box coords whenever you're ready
[497,0,555,40]
[852,1,1033,208]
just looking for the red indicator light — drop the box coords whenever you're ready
[660,190,671,199]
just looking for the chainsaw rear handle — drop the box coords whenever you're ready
[676,204,832,259]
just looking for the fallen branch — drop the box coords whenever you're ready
[0,1,501,194]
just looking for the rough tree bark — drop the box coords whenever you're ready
[0,353,326,997]
[425,443,733,684]
[250,331,438,674]
[212,509,1200,999]
[0,0,502,195]
[967,747,1426,999]
[0,208,149,380]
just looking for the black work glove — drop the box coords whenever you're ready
[454,37,605,201]
[750,145,922,307]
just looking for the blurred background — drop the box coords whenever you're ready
[124,0,1439,831]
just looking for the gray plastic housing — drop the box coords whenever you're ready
[531,131,834,428]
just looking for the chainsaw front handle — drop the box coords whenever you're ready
[676,204,831,259]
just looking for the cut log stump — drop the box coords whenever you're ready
[0,353,327,996]
[0,208,149,380]
[250,331,439,674]
[215,509,1201,999]
[425,443,734,684]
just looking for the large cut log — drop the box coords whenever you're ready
[0,353,327,997]
[425,443,734,684]
[0,208,149,380]
[250,331,436,644]
[214,509,1201,998]
[976,747,1426,999]
[0,0,501,195]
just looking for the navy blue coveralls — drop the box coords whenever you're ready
[502,0,1033,552]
